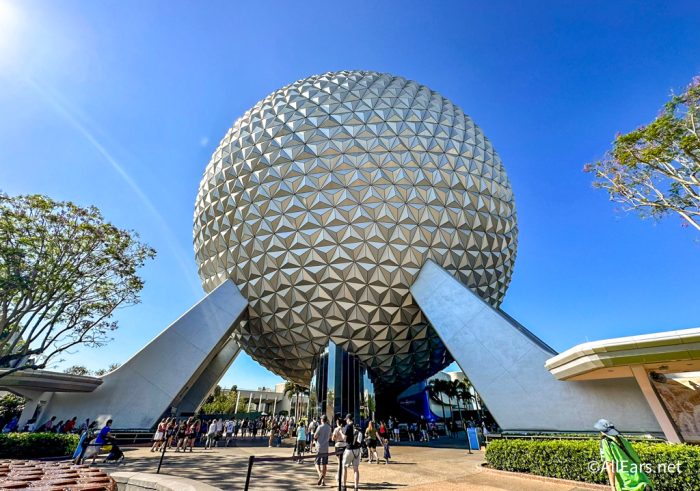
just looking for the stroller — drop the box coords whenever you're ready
[79,437,124,465]
[102,440,125,464]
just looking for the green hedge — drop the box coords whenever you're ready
[485,439,700,491]
[0,432,80,458]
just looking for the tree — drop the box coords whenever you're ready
[457,379,475,413]
[93,363,120,376]
[0,393,24,423]
[200,385,240,415]
[0,194,155,377]
[586,75,700,232]
[283,381,307,420]
[443,380,460,433]
[63,365,91,376]
[428,379,450,433]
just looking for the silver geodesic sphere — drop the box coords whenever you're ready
[194,71,517,388]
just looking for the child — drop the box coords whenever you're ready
[382,433,391,464]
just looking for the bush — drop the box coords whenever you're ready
[485,438,700,491]
[0,432,80,458]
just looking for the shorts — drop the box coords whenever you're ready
[342,448,361,470]
[367,438,377,449]
[315,455,329,465]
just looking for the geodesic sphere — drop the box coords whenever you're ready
[193,71,517,388]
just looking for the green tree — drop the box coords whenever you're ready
[283,381,307,420]
[200,385,240,415]
[0,393,24,423]
[0,194,155,377]
[428,379,451,431]
[93,363,120,376]
[443,380,459,431]
[63,365,91,376]
[586,75,700,232]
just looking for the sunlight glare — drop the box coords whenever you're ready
[0,0,21,67]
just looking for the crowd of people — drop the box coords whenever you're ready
[148,414,305,452]
[2,410,491,488]
[2,414,90,435]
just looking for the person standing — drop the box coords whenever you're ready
[595,419,653,491]
[185,418,198,452]
[39,416,56,433]
[308,418,319,452]
[313,415,332,486]
[63,417,77,434]
[378,421,391,464]
[151,418,166,452]
[205,419,218,449]
[332,418,346,484]
[342,414,361,491]
[295,421,307,463]
[365,420,378,464]
[225,419,235,447]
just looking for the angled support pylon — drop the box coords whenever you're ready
[411,260,661,434]
[32,280,247,429]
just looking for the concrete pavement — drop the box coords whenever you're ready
[107,439,598,490]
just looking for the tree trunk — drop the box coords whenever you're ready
[440,392,447,437]
[456,398,463,436]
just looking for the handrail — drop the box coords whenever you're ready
[243,448,346,491]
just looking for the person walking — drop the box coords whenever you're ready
[313,415,332,486]
[332,418,346,484]
[419,417,428,442]
[342,414,362,491]
[365,421,378,463]
[225,419,235,447]
[63,417,77,434]
[215,418,224,445]
[595,419,653,491]
[205,419,218,449]
[294,421,307,463]
[151,418,167,452]
[378,421,391,464]
[186,419,199,452]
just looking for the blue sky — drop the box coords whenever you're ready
[1,0,699,390]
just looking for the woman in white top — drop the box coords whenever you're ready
[331,418,346,483]
[205,419,218,449]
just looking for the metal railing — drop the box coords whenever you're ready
[485,433,666,443]
[242,448,347,491]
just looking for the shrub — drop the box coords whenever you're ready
[0,432,80,458]
[485,438,700,491]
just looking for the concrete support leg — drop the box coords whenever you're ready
[33,280,247,429]
[410,260,661,434]
[630,366,682,443]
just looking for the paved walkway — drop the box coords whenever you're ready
[110,439,594,490]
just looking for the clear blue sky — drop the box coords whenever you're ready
[1,0,699,390]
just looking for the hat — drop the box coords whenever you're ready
[594,419,620,436]
[345,413,353,421]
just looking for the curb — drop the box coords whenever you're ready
[480,464,609,490]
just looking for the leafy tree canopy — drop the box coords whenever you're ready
[0,194,155,377]
[586,75,700,232]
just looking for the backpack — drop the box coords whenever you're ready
[353,427,364,447]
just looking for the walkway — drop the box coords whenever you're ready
[110,439,596,490]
